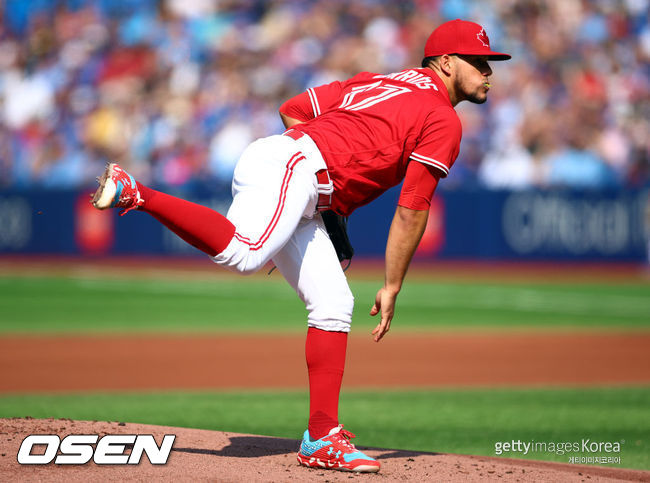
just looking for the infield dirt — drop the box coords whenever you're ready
[1,418,649,482]
[1,332,650,392]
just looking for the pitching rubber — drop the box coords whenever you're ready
[92,163,118,210]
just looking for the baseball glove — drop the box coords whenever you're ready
[321,210,354,263]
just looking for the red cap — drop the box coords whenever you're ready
[424,19,511,60]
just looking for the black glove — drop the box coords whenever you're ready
[321,210,354,262]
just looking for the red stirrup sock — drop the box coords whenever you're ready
[306,327,348,440]
[136,183,235,256]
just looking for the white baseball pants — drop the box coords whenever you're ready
[212,133,354,332]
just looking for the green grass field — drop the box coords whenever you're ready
[0,388,647,468]
[1,275,649,333]
[0,271,649,469]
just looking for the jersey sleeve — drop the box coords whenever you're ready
[279,80,344,121]
[409,106,462,178]
[398,160,441,210]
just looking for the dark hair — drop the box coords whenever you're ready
[421,56,440,68]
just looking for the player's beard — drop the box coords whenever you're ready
[455,77,488,104]
[466,90,487,104]
[463,84,488,104]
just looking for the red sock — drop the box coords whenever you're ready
[137,183,235,256]
[306,327,348,440]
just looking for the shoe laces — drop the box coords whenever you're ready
[115,171,144,216]
[331,425,357,451]
[118,198,144,216]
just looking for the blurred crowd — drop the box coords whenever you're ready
[0,0,648,191]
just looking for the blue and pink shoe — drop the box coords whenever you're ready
[92,163,144,216]
[297,425,380,473]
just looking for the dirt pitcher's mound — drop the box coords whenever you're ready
[0,419,648,482]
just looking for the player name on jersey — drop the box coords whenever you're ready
[375,69,440,90]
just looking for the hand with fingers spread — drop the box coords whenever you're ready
[370,286,398,342]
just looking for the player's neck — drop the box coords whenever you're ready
[425,66,459,107]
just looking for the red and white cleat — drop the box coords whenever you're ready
[92,163,144,216]
[297,425,380,473]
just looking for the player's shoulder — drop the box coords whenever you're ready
[430,104,459,119]
[426,105,462,137]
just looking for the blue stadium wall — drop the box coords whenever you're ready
[0,187,648,261]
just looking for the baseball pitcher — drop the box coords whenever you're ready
[92,19,510,473]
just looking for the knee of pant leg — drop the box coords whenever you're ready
[211,239,267,275]
[213,261,259,276]
[224,256,265,276]
[237,262,263,276]
[306,290,354,332]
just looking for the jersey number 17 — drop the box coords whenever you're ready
[338,81,411,111]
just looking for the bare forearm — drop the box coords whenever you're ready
[384,206,429,293]
[370,205,429,342]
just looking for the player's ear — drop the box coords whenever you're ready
[437,54,454,76]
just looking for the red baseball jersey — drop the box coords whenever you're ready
[279,68,462,216]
